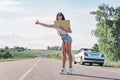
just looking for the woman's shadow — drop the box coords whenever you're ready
[62,73,120,80]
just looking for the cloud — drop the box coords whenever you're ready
[0,0,24,12]
[74,7,97,15]
[0,0,21,6]
[72,32,97,50]
[0,33,31,48]
[1,15,54,27]
[16,16,54,24]
[0,32,61,49]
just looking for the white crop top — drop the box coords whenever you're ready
[56,28,68,35]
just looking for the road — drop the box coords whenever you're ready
[0,57,120,80]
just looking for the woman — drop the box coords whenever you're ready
[35,12,73,74]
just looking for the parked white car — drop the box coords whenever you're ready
[74,48,104,66]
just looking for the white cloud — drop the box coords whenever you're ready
[0,0,24,12]
[0,19,2,23]
[16,16,54,24]
[75,7,97,15]
[0,0,21,6]
[0,32,61,49]
[72,32,97,50]
[1,15,54,27]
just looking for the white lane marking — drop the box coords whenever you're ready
[18,59,40,80]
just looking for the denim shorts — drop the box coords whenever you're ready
[62,34,72,43]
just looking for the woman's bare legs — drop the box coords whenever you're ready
[62,43,67,68]
[64,42,72,68]
[62,41,72,69]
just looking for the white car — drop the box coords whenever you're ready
[74,48,104,66]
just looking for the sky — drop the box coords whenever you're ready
[0,0,120,50]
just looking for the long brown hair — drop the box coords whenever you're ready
[56,12,65,20]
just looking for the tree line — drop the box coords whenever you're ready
[47,46,62,51]
[91,4,120,61]
[0,46,28,59]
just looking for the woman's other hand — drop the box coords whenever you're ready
[60,26,72,33]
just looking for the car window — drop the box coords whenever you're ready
[84,49,94,52]
[87,49,93,52]
[77,49,95,53]
[80,49,84,52]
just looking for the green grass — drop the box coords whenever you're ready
[48,53,62,60]
[0,49,67,62]
[1,49,120,68]
[47,50,62,60]
[0,49,55,62]
[104,60,120,68]
[48,50,76,60]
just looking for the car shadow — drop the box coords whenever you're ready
[64,73,120,80]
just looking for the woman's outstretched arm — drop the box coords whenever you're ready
[35,20,54,28]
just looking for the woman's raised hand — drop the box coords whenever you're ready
[35,19,54,28]
[35,19,40,24]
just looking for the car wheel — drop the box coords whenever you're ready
[99,63,104,66]
[89,63,92,66]
[80,58,84,65]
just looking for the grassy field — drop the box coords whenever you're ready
[0,49,53,62]
[48,50,76,60]
[0,49,120,68]
[104,60,120,68]
[0,49,76,61]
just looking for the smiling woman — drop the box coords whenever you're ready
[35,12,74,74]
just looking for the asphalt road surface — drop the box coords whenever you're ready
[0,56,120,80]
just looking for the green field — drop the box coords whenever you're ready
[0,49,120,68]
[0,49,52,61]
[0,49,63,61]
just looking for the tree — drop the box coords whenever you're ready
[3,51,12,59]
[92,44,99,52]
[91,4,120,61]
[5,46,9,50]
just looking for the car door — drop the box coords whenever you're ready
[75,50,80,62]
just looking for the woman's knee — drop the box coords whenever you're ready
[62,49,66,54]
[67,52,72,57]
[62,48,66,56]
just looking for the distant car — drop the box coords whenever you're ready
[74,48,104,66]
